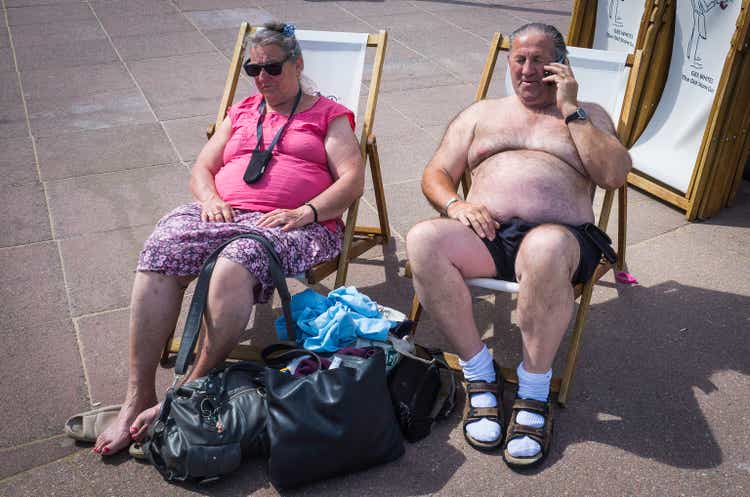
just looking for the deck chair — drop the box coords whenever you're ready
[159,24,389,366]
[407,33,645,406]
[624,0,750,219]
[572,0,750,219]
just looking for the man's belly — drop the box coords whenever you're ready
[466,150,595,226]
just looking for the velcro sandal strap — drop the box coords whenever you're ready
[507,423,545,440]
[466,381,499,395]
[467,406,498,420]
[511,398,549,415]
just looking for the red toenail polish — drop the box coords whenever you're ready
[130,427,137,432]
[103,447,109,453]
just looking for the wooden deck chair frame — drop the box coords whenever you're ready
[159,23,390,367]
[406,33,645,406]
[571,0,750,220]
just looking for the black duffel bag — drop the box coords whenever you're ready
[263,346,405,488]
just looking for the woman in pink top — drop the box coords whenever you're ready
[91,22,364,456]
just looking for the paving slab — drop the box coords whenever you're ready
[36,122,178,181]
[20,61,133,101]
[59,225,155,317]
[5,2,95,26]
[9,18,106,47]
[0,181,51,247]
[173,0,258,11]
[14,38,119,72]
[45,163,192,238]
[0,436,80,481]
[5,0,81,6]
[96,13,195,37]
[27,87,154,138]
[0,317,88,448]
[364,178,435,240]
[0,136,38,187]
[183,7,273,30]
[161,113,214,163]
[0,241,69,330]
[128,51,248,120]
[111,29,216,61]
[89,0,178,18]
[76,308,174,406]
[380,82,476,128]
[0,46,15,72]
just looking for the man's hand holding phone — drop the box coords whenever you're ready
[543,54,579,115]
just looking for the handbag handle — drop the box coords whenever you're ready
[261,343,323,370]
[174,233,296,376]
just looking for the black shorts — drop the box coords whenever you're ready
[478,218,616,285]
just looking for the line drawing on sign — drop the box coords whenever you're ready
[687,0,729,70]
[608,0,625,27]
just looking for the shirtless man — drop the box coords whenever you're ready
[406,23,631,469]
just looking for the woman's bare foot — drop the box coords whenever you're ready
[129,402,162,442]
[93,395,157,456]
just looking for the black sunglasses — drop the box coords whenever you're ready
[243,54,292,77]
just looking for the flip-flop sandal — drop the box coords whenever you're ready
[129,442,147,460]
[63,405,121,442]
[462,377,504,452]
[502,397,554,469]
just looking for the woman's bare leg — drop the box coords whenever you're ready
[94,271,192,455]
[129,258,256,437]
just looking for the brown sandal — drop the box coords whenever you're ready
[502,397,553,469]
[462,378,504,451]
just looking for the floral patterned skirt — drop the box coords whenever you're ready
[137,202,343,303]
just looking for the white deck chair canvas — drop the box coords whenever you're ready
[569,0,656,50]
[161,24,390,366]
[626,0,749,219]
[408,34,644,406]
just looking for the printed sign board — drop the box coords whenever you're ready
[629,0,741,193]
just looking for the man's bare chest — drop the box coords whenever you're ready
[468,114,583,172]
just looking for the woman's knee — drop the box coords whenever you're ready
[212,257,256,285]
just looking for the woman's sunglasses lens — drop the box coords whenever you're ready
[243,62,284,77]
[264,63,283,76]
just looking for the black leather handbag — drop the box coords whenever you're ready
[388,344,456,443]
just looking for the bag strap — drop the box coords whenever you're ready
[174,233,296,376]
[261,343,323,370]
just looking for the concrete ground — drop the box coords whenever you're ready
[1,0,749,495]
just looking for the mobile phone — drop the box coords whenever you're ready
[544,54,567,78]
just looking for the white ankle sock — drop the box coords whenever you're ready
[459,346,500,443]
[507,362,551,458]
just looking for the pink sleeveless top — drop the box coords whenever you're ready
[215,94,355,231]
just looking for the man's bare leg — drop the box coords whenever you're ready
[407,218,498,358]
[129,258,256,439]
[508,225,580,458]
[94,271,192,455]
[407,218,503,444]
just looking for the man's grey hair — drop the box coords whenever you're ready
[249,21,301,61]
[508,23,568,61]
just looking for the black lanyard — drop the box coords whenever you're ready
[243,87,303,184]
[254,87,303,155]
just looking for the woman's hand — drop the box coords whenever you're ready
[200,194,235,223]
[446,199,500,240]
[256,205,314,231]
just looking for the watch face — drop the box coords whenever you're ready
[577,108,587,120]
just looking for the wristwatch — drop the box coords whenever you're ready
[564,107,587,124]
